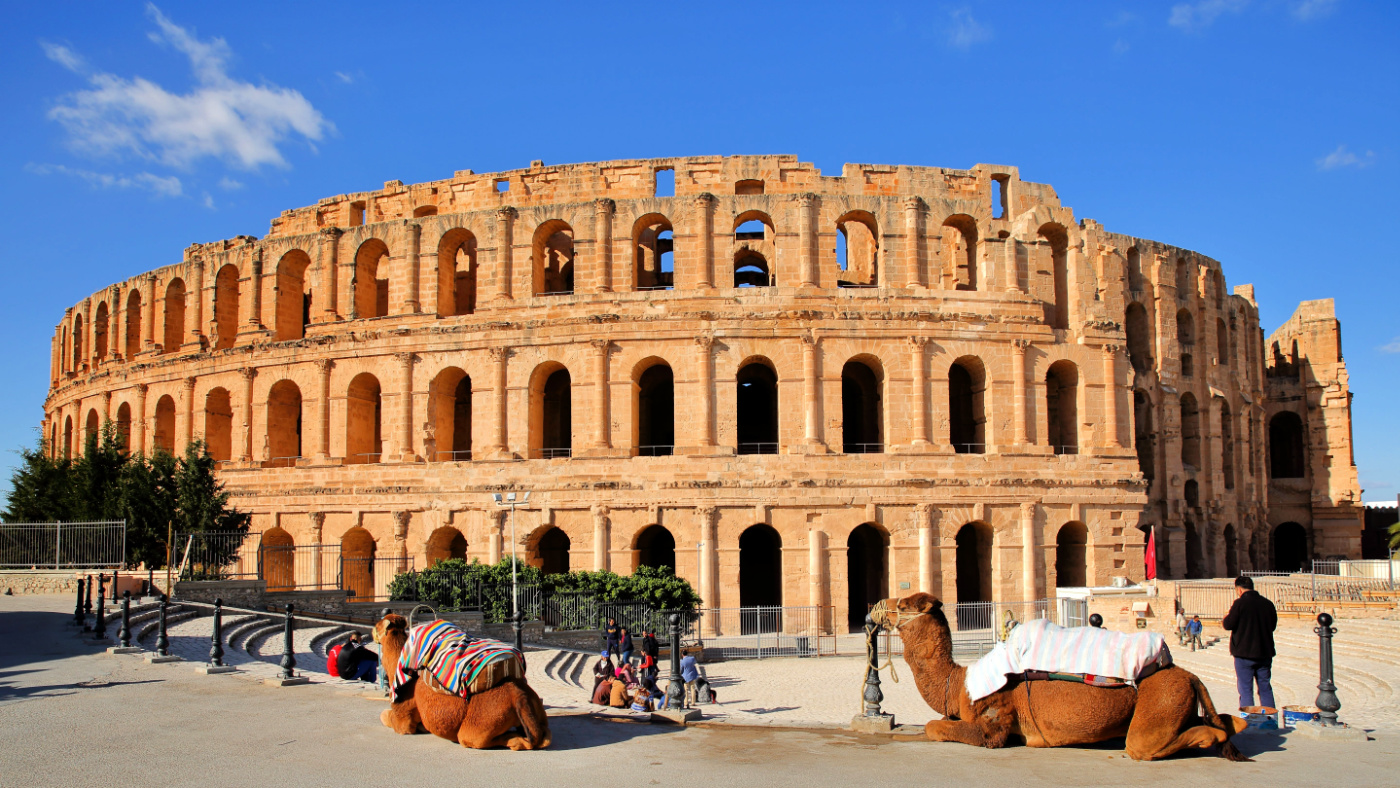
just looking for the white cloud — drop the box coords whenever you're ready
[26,163,182,196]
[217,177,243,190]
[1292,0,1339,21]
[44,3,331,170]
[1316,144,1376,171]
[945,7,991,49]
[1113,38,1131,54]
[1380,337,1400,354]
[1169,0,1249,32]
[1106,10,1137,28]
[202,192,216,209]
[334,71,354,84]
[41,41,85,72]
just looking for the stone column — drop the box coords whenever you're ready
[904,197,924,288]
[697,505,718,634]
[403,222,422,314]
[143,275,157,350]
[182,377,196,447]
[1013,339,1030,446]
[488,347,510,458]
[309,512,325,586]
[101,390,112,423]
[808,529,826,616]
[909,336,931,448]
[695,335,715,448]
[592,505,611,572]
[1021,501,1039,600]
[798,193,818,287]
[318,228,342,322]
[694,193,716,289]
[315,359,333,460]
[247,250,264,331]
[1005,237,1022,293]
[917,504,936,594]
[134,384,148,454]
[801,330,822,448]
[188,257,205,348]
[393,511,410,560]
[395,352,416,461]
[488,509,505,563]
[239,368,256,462]
[493,207,516,303]
[594,199,614,293]
[589,340,612,450]
[1102,344,1123,448]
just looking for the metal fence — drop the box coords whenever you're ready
[258,543,342,592]
[696,606,829,658]
[0,521,126,569]
[340,555,415,602]
[1177,560,1397,619]
[176,531,260,580]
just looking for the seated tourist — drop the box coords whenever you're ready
[336,633,379,682]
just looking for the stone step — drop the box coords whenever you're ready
[135,608,202,643]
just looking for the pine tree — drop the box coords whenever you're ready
[1,436,73,522]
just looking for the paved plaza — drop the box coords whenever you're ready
[2,593,1397,787]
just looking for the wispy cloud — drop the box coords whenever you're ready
[217,177,243,190]
[1113,39,1131,54]
[1292,0,1339,21]
[26,162,182,196]
[334,71,354,85]
[945,7,991,49]
[1316,144,1376,171]
[1380,337,1400,354]
[1106,10,1137,28]
[1169,0,1249,32]
[43,3,331,170]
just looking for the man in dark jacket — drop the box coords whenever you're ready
[1221,575,1277,709]
[641,628,660,664]
[336,633,379,682]
[603,617,622,658]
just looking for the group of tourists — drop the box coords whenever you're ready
[591,617,707,712]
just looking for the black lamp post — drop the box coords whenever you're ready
[209,598,225,667]
[119,590,132,648]
[665,613,684,711]
[279,603,297,680]
[1315,612,1341,726]
[93,573,107,640]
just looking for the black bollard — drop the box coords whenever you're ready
[156,595,170,657]
[279,603,297,680]
[146,567,154,597]
[1089,613,1104,628]
[93,574,107,640]
[74,577,86,626]
[862,614,884,717]
[83,575,93,630]
[665,612,684,710]
[209,598,225,667]
[1315,612,1341,726]
[512,610,524,654]
[119,590,132,648]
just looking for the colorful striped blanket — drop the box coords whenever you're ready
[391,620,525,702]
[965,619,1170,702]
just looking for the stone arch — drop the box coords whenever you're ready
[532,220,575,295]
[1127,246,1144,291]
[430,367,472,461]
[841,355,883,453]
[1055,521,1089,588]
[734,211,775,288]
[115,402,132,450]
[634,524,676,571]
[414,205,438,218]
[214,263,241,348]
[943,214,979,291]
[341,526,377,600]
[71,313,84,369]
[346,372,383,463]
[1223,523,1239,577]
[1221,401,1235,490]
[1273,522,1308,572]
[63,415,73,458]
[1269,411,1305,478]
[1038,222,1069,329]
[526,362,572,459]
[93,301,109,361]
[1216,317,1228,363]
[154,394,176,454]
[260,526,295,592]
[354,238,391,319]
[1134,389,1154,481]
[1180,392,1201,469]
[267,380,303,464]
[204,387,232,462]
[633,358,674,456]
[1126,302,1152,375]
[529,525,571,575]
[84,408,99,450]
[846,523,888,630]
[425,526,467,566]
[739,523,782,608]
[125,289,143,359]
[954,521,993,628]
[1046,359,1078,454]
[162,278,186,354]
[437,228,477,316]
[835,210,878,287]
[948,355,986,453]
[275,250,312,341]
[632,213,675,290]
[736,357,779,454]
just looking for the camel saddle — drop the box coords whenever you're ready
[391,620,525,703]
[965,619,1171,702]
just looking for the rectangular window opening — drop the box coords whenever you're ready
[991,175,1008,220]
[495,179,510,193]
[654,168,675,198]
[349,201,366,227]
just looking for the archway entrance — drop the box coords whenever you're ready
[1273,522,1308,572]
[736,362,778,454]
[635,525,676,572]
[536,527,571,575]
[739,524,782,633]
[1223,524,1239,577]
[1055,522,1088,588]
[425,527,467,566]
[846,524,887,631]
[340,527,376,600]
[260,527,295,592]
[1184,520,1205,579]
[954,522,992,629]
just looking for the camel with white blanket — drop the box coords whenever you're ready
[876,593,1248,761]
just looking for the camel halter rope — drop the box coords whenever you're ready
[863,601,916,698]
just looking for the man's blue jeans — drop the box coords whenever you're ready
[1234,657,1275,709]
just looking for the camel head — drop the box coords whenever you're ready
[374,613,409,649]
[872,592,951,635]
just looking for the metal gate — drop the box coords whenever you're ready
[697,606,826,659]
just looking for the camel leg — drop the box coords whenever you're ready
[456,723,516,750]
[381,698,422,736]
[1126,667,1248,761]
[925,719,988,747]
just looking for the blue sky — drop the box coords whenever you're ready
[1,1,1396,502]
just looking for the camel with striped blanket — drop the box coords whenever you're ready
[876,593,1248,761]
[372,614,551,750]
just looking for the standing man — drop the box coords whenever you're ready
[1221,575,1278,710]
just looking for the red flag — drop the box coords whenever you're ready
[1145,526,1158,581]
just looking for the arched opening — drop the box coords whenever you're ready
[636,363,674,456]
[430,367,472,462]
[63,416,73,458]
[1176,308,1194,345]
[346,373,383,464]
[530,367,572,459]
[354,239,391,319]
[736,360,779,455]
[125,289,143,358]
[846,524,888,631]
[739,524,782,611]
[734,179,764,195]
[533,527,571,575]
[154,394,176,455]
[1039,223,1069,329]
[1184,479,1200,509]
[1180,393,1201,469]
[413,205,438,218]
[204,387,232,462]
[1248,529,1261,569]
[835,211,878,287]
[1184,519,1205,579]
[275,250,312,341]
[1125,302,1152,375]
[1273,522,1308,572]
[1221,402,1235,490]
[734,212,775,288]
[533,220,575,295]
[954,522,993,629]
[267,380,303,464]
[1055,522,1089,588]
[1134,390,1155,481]
[93,302,109,361]
[116,402,131,450]
[437,229,477,316]
[71,314,84,369]
[635,524,676,571]
[85,409,99,449]
[425,527,468,566]
[1127,247,1144,291]
[214,263,241,348]
[1216,317,1228,363]
[633,214,675,290]
[841,359,883,453]
[1176,258,1194,298]
[943,214,979,291]
[1046,360,1079,455]
[340,527,376,600]
[260,527,295,592]
[1223,524,1239,578]
[949,356,986,454]
[162,278,185,354]
[1269,411,1306,478]
[734,250,770,288]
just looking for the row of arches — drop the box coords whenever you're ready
[1168,520,1309,579]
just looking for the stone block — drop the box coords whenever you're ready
[195,665,238,674]
[850,713,896,734]
[1291,721,1369,742]
[265,676,312,687]
[650,708,702,725]
[106,646,143,655]
[145,655,183,664]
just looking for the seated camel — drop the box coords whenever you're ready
[372,614,551,750]
[875,593,1248,761]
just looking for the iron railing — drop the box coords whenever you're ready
[341,555,415,602]
[0,521,126,569]
[537,448,572,459]
[434,450,473,462]
[637,445,675,456]
[843,443,884,454]
[176,531,260,580]
[258,543,342,592]
[737,442,779,455]
[953,443,985,454]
